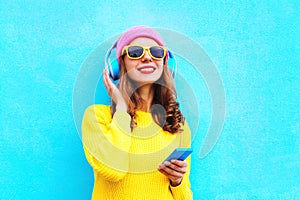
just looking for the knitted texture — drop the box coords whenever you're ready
[82,105,192,200]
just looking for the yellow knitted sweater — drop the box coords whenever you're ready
[82,105,193,200]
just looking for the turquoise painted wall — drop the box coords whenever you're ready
[1,1,299,199]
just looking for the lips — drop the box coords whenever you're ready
[137,66,156,74]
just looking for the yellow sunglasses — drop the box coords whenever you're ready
[122,45,167,60]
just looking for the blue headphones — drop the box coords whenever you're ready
[105,42,177,81]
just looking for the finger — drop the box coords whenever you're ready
[170,160,188,168]
[103,69,109,90]
[157,167,180,181]
[105,69,115,87]
[161,161,187,174]
[167,163,187,174]
[158,163,184,178]
[103,69,116,95]
[105,71,117,93]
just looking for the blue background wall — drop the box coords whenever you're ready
[1,1,299,199]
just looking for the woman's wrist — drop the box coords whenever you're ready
[116,103,127,112]
[170,178,182,187]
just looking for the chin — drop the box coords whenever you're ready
[129,71,163,85]
[135,78,159,85]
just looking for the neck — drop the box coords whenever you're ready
[138,84,154,112]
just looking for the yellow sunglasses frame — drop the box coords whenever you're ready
[121,45,167,60]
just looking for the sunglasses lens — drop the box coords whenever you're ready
[125,46,165,59]
[150,46,165,59]
[127,46,144,58]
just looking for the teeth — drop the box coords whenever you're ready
[139,68,155,72]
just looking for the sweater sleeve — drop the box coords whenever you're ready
[169,122,193,200]
[82,105,132,182]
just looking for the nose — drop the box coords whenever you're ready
[141,49,152,61]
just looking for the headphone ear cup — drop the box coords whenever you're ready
[110,57,120,80]
[167,50,177,78]
[105,44,120,81]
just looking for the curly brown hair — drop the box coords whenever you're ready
[110,58,185,134]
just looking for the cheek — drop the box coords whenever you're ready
[155,60,164,67]
[124,57,137,71]
[155,62,164,77]
[152,59,163,68]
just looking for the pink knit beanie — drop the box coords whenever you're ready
[116,26,165,64]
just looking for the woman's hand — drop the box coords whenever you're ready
[103,69,127,111]
[158,160,188,187]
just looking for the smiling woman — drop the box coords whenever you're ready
[122,38,165,93]
[81,26,193,199]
